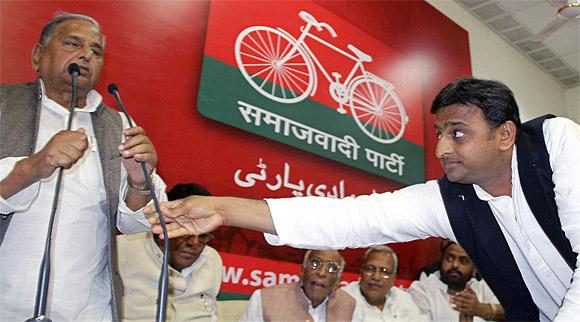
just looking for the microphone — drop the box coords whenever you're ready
[67,63,80,76]
[27,63,80,322]
[107,83,170,322]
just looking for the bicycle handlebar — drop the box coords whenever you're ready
[299,11,337,38]
[318,22,337,38]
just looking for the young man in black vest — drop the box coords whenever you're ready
[146,77,580,321]
[0,12,165,321]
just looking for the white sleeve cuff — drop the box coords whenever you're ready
[117,172,168,234]
[0,157,40,213]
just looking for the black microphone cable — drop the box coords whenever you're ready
[26,63,80,322]
[107,83,170,322]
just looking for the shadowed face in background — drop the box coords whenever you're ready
[359,251,395,308]
[301,250,342,308]
[155,234,213,271]
[439,243,475,291]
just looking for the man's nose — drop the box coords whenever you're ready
[451,259,461,268]
[316,267,329,277]
[79,46,93,61]
[435,136,451,159]
[186,235,201,246]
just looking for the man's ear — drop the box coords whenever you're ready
[31,44,43,72]
[497,120,517,151]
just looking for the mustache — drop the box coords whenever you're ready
[366,280,383,287]
[177,246,201,254]
[446,268,463,277]
[440,157,461,164]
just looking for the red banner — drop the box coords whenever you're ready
[1,1,471,281]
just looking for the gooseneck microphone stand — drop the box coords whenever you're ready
[107,83,170,322]
[26,63,80,322]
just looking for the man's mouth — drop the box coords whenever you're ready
[441,159,462,170]
[366,281,383,288]
[447,270,462,279]
[311,281,327,289]
[77,65,90,76]
[176,249,199,259]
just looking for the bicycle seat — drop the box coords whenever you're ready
[347,44,372,62]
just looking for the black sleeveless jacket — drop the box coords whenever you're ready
[438,114,576,321]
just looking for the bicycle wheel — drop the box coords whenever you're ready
[348,77,408,144]
[235,26,315,104]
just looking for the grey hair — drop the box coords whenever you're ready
[302,250,346,275]
[39,11,101,45]
[363,245,399,274]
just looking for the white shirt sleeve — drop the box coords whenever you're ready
[350,299,365,322]
[474,279,500,305]
[544,117,580,321]
[0,157,40,214]
[116,112,168,234]
[264,180,455,249]
[116,170,167,234]
[385,287,429,322]
[239,289,264,322]
[406,280,433,319]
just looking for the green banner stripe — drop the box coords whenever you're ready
[198,55,424,184]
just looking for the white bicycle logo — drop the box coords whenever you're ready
[235,11,409,144]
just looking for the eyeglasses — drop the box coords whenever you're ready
[308,258,341,274]
[197,233,214,244]
[362,264,393,278]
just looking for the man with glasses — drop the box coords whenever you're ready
[117,183,222,321]
[407,242,505,322]
[240,249,363,322]
[342,246,427,321]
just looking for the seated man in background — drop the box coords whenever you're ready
[117,183,222,322]
[342,245,428,321]
[407,242,505,322]
[240,249,362,322]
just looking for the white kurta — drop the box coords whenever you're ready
[0,81,166,322]
[407,271,500,322]
[264,117,580,321]
[342,281,428,322]
[117,232,222,322]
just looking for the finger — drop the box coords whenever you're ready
[119,135,150,154]
[163,197,200,219]
[146,200,184,218]
[124,152,155,164]
[122,126,145,138]
[151,221,182,235]
[49,150,82,169]
[165,224,196,239]
[154,223,194,239]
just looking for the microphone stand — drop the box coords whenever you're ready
[26,63,80,322]
[107,84,169,322]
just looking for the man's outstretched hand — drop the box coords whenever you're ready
[144,195,224,239]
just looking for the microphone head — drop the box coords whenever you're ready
[67,63,80,75]
[107,83,119,94]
